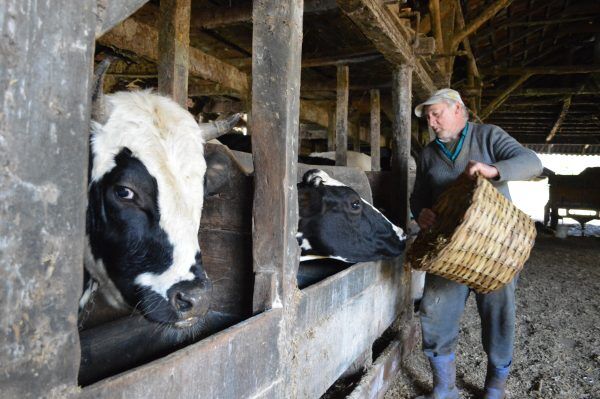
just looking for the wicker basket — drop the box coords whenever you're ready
[406,175,536,293]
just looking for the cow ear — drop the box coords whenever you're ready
[302,169,324,187]
[204,150,232,197]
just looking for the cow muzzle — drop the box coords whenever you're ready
[166,278,212,328]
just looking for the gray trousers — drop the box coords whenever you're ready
[419,273,517,369]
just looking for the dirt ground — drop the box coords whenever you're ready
[384,233,600,399]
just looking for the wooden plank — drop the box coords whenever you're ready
[391,65,413,229]
[480,74,532,120]
[347,340,402,399]
[451,0,514,48]
[251,0,302,313]
[98,18,250,96]
[336,0,436,102]
[292,258,407,398]
[336,65,350,166]
[95,0,149,38]
[546,96,573,143]
[370,89,381,172]
[80,310,283,399]
[158,0,191,106]
[0,1,95,397]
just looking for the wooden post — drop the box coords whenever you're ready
[391,65,413,229]
[327,108,335,151]
[251,0,303,314]
[352,114,361,152]
[429,0,444,55]
[0,0,96,396]
[370,89,381,172]
[336,65,349,165]
[158,0,191,106]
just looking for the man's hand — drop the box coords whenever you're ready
[464,160,499,180]
[417,208,437,231]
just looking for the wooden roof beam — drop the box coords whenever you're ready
[95,0,149,38]
[451,0,514,48]
[336,0,436,101]
[546,96,573,142]
[100,18,337,128]
[483,65,600,76]
[195,0,340,29]
[480,74,532,120]
[99,18,250,96]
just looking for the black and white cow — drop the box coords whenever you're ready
[297,169,406,263]
[81,59,240,331]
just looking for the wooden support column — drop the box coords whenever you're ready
[545,96,572,143]
[158,0,191,106]
[429,0,444,55]
[370,89,381,172]
[327,108,336,151]
[352,114,361,152]
[391,65,413,228]
[336,65,350,166]
[1,0,96,396]
[480,74,532,120]
[251,0,303,314]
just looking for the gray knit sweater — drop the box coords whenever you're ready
[410,122,543,218]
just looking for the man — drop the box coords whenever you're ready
[410,89,542,399]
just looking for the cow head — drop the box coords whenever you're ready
[85,59,239,330]
[297,169,406,263]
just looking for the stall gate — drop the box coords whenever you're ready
[0,1,416,398]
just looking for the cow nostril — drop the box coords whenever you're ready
[172,291,196,312]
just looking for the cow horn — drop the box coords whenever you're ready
[199,113,243,141]
[91,56,114,125]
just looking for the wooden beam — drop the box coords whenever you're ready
[196,0,339,29]
[452,0,514,48]
[480,74,532,120]
[546,96,573,142]
[98,18,250,96]
[336,65,350,166]
[157,0,191,106]
[480,88,599,97]
[336,0,436,101]
[370,89,381,172]
[483,65,600,76]
[95,0,149,38]
[251,0,302,313]
[391,65,413,228]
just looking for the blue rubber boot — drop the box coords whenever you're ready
[483,364,510,399]
[416,353,460,399]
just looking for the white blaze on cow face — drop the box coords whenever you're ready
[91,91,207,299]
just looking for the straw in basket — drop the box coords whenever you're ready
[406,174,536,294]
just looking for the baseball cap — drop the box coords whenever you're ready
[414,88,465,117]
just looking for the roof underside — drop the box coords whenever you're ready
[101,0,600,155]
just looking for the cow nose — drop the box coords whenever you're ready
[167,279,212,317]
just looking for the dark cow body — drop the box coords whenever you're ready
[296,169,406,263]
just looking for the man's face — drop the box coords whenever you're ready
[424,102,463,140]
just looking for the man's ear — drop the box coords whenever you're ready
[204,150,232,197]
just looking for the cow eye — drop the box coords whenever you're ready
[351,200,361,210]
[114,186,135,201]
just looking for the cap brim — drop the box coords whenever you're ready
[414,98,440,117]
